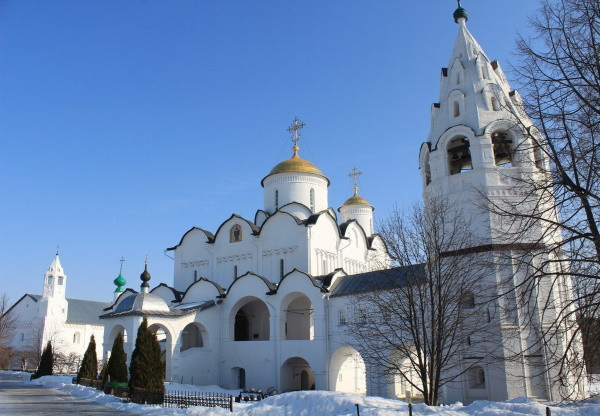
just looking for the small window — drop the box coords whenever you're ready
[461,291,475,309]
[358,308,367,324]
[47,276,54,285]
[280,259,284,279]
[275,190,279,210]
[73,332,80,344]
[194,270,198,282]
[486,309,491,323]
[453,101,460,117]
[467,366,486,389]
[57,276,63,285]
[533,142,544,170]
[338,310,346,325]
[230,224,242,243]
[455,72,461,84]
[466,336,471,346]
[309,188,315,212]
[481,66,488,79]
[234,265,238,279]
[491,97,500,111]
[21,333,24,342]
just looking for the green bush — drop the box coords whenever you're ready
[129,318,164,403]
[104,332,128,383]
[77,335,98,383]
[31,341,53,379]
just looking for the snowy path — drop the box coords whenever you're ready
[0,372,129,415]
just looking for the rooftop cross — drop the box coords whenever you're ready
[56,245,60,256]
[349,167,362,195]
[119,256,125,273]
[287,117,306,148]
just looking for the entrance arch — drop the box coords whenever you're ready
[231,297,270,341]
[280,357,315,392]
[280,293,314,340]
[232,367,246,389]
[329,347,366,394]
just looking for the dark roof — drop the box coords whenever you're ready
[329,264,424,298]
[66,298,112,325]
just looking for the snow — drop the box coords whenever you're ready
[3,372,600,416]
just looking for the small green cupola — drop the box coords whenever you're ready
[114,257,127,293]
[453,0,468,23]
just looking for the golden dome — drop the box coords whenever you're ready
[262,145,329,185]
[340,193,374,210]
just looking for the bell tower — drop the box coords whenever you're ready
[42,249,67,299]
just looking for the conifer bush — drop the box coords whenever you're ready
[129,317,164,403]
[31,341,53,379]
[104,332,128,383]
[77,335,98,383]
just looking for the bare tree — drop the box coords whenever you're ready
[0,293,17,369]
[345,199,496,406]
[480,0,599,396]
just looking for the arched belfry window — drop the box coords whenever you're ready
[47,276,54,285]
[58,276,63,285]
[230,224,242,243]
[448,138,472,174]
[453,101,460,117]
[492,131,513,166]
[309,188,315,212]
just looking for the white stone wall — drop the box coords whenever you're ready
[263,173,328,215]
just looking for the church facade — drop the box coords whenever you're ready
[5,4,586,404]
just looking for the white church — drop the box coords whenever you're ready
[5,3,588,404]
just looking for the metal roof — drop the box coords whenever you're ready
[329,264,425,298]
[66,298,112,325]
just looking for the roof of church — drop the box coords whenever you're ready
[6,294,110,326]
[329,264,425,297]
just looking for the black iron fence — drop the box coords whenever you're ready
[163,391,233,411]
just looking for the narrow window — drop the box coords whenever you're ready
[322,259,327,274]
[492,131,513,166]
[455,72,461,84]
[453,101,460,117]
[73,332,80,344]
[194,270,198,282]
[338,310,346,326]
[58,276,63,285]
[47,276,54,285]
[461,291,475,309]
[533,142,544,170]
[466,336,471,346]
[309,188,315,212]
[234,265,238,279]
[21,333,24,342]
[486,309,491,323]
[275,190,279,210]
[448,137,472,174]
[481,66,487,79]
[280,259,284,279]
[491,97,500,111]
[358,308,367,324]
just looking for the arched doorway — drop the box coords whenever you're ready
[232,367,246,389]
[231,297,270,341]
[106,325,128,363]
[280,293,314,340]
[280,357,315,392]
[329,347,366,394]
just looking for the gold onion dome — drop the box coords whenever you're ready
[263,145,329,185]
[340,192,374,211]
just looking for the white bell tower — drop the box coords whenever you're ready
[43,249,67,299]
[418,2,585,403]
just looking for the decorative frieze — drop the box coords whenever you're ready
[262,246,297,257]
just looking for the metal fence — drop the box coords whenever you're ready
[163,391,233,412]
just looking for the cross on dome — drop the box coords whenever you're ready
[287,117,306,150]
[119,256,125,273]
[349,167,363,195]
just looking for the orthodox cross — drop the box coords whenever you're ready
[349,167,362,194]
[457,0,462,7]
[145,254,149,265]
[119,256,125,273]
[287,117,306,147]
[55,245,60,256]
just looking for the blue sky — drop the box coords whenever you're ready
[0,1,540,302]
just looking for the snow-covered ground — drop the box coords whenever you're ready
[3,371,600,416]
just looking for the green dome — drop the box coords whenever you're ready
[453,6,468,23]
[114,273,126,292]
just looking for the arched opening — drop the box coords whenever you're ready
[329,347,366,394]
[280,357,315,392]
[109,325,127,345]
[492,131,513,166]
[465,365,489,402]
[453,101,460,117]
[232,367,246,389]
[180,323,206,351]
[387,351,423,400]
[47,276,54,285]
[58,276,63,285]
[232,298,270,341]
[448,137,472,174]
[281,293,314,340]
